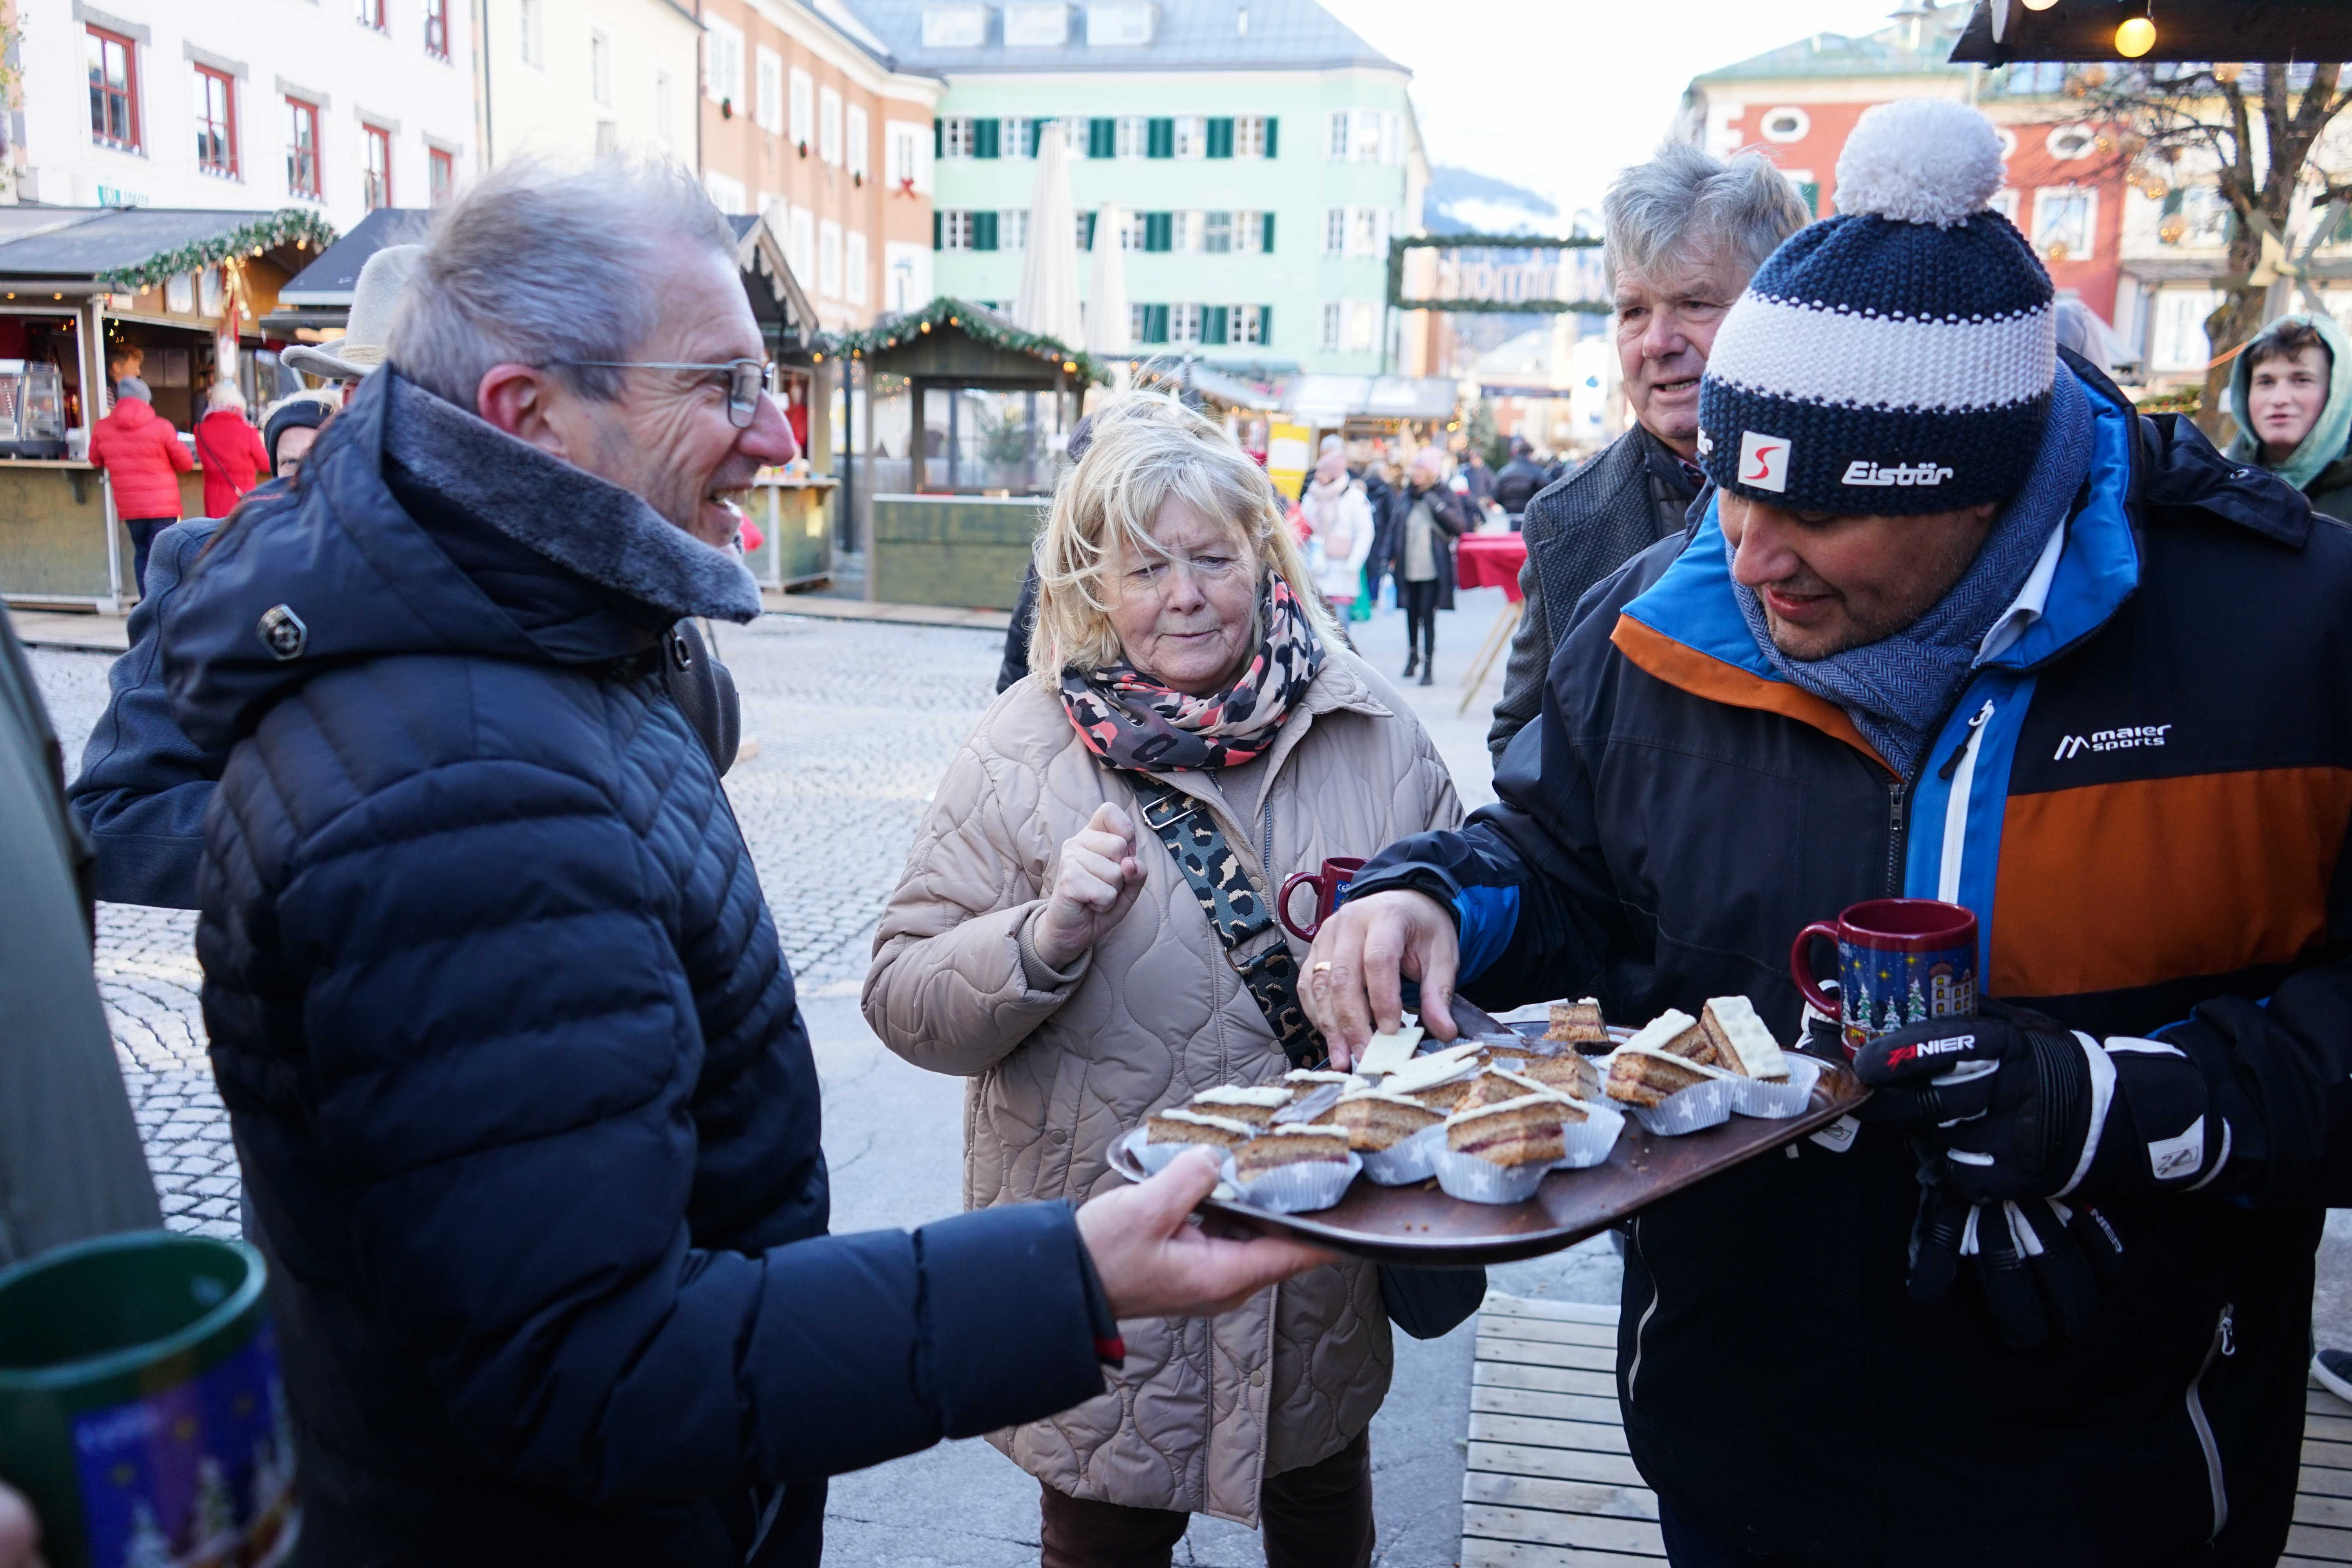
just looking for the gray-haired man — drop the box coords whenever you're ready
[1486,145,1809,759]
[158,158,1327,1565]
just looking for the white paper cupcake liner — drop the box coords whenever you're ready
[1728,1055,1820,1120]
[1622,1074,1740,1137]
[1549,1101,1627,1169]
[1119,1125,1249,1176]
[1432,1144,1552,1204]
[1357,1122,1445,1185]
[1217,1149,1363,1214]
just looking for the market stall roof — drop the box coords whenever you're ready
[275,207,426,308]
[832,296,1107,385]
[730,212,823,358]
[1950,0,2352,62]
[1132,359,1282,412]
[1285,374,1459,424]
[0,205,334,290]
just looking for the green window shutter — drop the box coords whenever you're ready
[1258,305,1272,345]
[1144,212,1171,252]
[1207,117,1234,158]
[1082,211,1098,250]
[975,118,999,159]
[1147,117,1173,158]
[933,211,942,250]
[1263,117,1278,158]
[1797,181,1819,218]
[1144,304,1169,343]
[1260,212,1274,252]
[975,211,998,251]
[933,118,943,158]
[1205,306,1229,345]
[1089,118,1115,158]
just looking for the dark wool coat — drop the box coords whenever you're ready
[162,371,1111,1566]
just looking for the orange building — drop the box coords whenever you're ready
[695,0,944,332]
[1677,3,2130,335]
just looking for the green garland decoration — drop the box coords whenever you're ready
[825,296,1109,383]
[1386,231,1612,316]
[96,209,341,291]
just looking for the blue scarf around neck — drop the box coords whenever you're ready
[1729,368,2094,777]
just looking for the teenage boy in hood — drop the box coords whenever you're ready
[2228,310,2352,523]
[1303,100,2352,1567]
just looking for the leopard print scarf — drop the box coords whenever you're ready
[1060,577,1325,772]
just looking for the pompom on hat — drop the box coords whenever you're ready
[1696,98,2057,515]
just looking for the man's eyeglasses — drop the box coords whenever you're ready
[552,357,775,428]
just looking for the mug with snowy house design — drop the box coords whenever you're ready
[1790,897,1980,1056]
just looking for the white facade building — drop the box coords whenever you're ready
[477,0,702,163]
[18,0,477,226]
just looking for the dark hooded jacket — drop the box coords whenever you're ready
[162,371,1112,1565]
[1348,360,2352,1566]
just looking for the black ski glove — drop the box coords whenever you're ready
[1852,1001,2230,1201]
[1907,1174,2126,1349]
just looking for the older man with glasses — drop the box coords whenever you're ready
[156,158,1328,1567]
[1485,145,1808,762]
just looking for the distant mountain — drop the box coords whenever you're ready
[1425,165,1562,237]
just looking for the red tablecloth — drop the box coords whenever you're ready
[1453,532,1529,602]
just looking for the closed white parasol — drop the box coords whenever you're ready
[1085,201,1130,361]
[1013,123,1085,348]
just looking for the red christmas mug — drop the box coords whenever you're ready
[1278,857,1368,941]
[1790,897,1979,1054]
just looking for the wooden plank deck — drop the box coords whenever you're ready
[1463,1293,2352,1566]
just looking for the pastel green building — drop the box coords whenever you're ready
[846,0,1427,375]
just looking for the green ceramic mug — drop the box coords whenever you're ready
[0,1231,297,1568]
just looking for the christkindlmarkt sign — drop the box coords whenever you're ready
[1385,233,1608,316]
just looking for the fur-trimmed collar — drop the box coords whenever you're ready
[379,371,761,623]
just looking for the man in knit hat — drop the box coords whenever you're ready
[1304,97,2352,1566]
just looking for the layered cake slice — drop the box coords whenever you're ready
[1187,1085,1294,1129]
[1621,1007,1724,1069]
[1144,1108,1257,1149]
[1545,997,1612,1051]
[1232,1122,1353,1180]
[1518,1051,1603,1101]
[1379,1051,1482,1112]
[1604,1047,1734,1108]
[1459,1065,1584,1116]
[1699,996,1790,1082]
[1330,1089,1445,1152]
[1446,1094,1569,1167]
[1281,1069,1364,1103]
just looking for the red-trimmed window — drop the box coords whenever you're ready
[194,66,237,178]
[423,0,450,59]
[363,124,392,209]
[86,27,139,151]
[356,0,386,30]
[428,147,454,205]
[286,98,321,198]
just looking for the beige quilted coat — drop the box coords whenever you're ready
[863,649,1461,1524]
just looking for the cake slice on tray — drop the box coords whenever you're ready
[1377,1051,1482,1112]
[1545,997,1613,1051]
[1144,1108,1257,1149]
[1446,1094,1570,1167]
[1186,1085,1293,1128]
[1699,996,1791,1082]
[1605,1047,1735,1108]
[1516,1051,1602,1100]
[1330,1089,1445,1151]
[1232,1123,1352,1180]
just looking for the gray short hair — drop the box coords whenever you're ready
[1603,143,1810,293]
[389,156,737,410]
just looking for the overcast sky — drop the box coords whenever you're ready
[1321,0,1928,220]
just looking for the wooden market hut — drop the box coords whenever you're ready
[833,298,1103,610]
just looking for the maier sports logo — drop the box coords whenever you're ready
[2054,724,2171,760]
[1738,430,1790,493]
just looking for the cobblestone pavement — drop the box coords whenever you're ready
[26,613,1006,1238]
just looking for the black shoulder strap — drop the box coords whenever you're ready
[1123,770,1327,1070]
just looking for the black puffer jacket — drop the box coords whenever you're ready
[163,372,1111,1565]
[1351,361,2352,1566]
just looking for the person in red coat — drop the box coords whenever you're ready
[87,376,192,595]
[193,379,269,520]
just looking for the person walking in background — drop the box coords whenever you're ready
[1388,446,1470,686]
[1302,446,1376,623]
[1491,437,1546,526]
[1486,144,1808,760]
[1360,456,1398,613]
[86,376,192,596]
[867,392,1462,1568]
[193,379,270,518]
[2225,312,2352,522]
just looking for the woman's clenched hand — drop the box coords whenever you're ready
[1033,802,1148,971]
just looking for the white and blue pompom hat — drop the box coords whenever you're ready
[1696,98,2057,515]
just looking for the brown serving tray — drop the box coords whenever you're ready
[1107,999,1869,1266]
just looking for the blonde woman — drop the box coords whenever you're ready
[865,393,1461,1568]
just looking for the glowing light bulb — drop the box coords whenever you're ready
[2116,16,2156,56]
